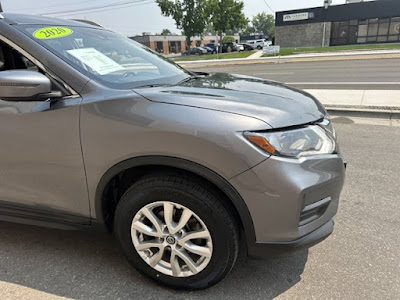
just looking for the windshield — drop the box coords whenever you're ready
[16,25,191,89]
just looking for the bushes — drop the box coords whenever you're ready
[222,36,235,43]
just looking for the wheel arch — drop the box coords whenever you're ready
[94,155,256,248]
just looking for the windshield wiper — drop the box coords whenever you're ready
[136,74,204,89]
[176,75,201,85]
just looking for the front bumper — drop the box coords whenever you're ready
[248,220,334,258]
[229,154,345,258]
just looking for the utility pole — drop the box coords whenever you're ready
[322,0,332,47]
[0,1,3,13]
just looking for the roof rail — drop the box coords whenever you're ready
[72,19,103,27]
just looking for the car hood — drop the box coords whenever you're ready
[134,73,326,129]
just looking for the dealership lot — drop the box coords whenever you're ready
[0,118,399,299]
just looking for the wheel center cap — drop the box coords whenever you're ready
[166,235,176,245]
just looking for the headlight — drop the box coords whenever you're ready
[244,125,336,158]
[319,118,336,138]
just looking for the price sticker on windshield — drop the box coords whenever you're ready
[33,27,73,39]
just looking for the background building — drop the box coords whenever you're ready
[131,34,240,54]
[275,0,400,48]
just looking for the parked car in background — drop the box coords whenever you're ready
[221,42,238,53]
[236,44,244,52]
[197,47,210,54]
[265,40,273,47]
[203,46,217,54]
[241,43,256,51]
[182,47,208,56]
[205,43,218,53]
[247,39,268,50]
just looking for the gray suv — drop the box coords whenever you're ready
[0,14,346,289]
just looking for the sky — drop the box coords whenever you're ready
[2,0,360,36]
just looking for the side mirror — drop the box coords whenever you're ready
[0,70,59,101]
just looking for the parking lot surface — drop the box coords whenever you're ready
[0,118,399,299]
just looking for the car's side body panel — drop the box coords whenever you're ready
[0,95,89,216]
[0,200,91,229]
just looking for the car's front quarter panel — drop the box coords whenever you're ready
[79,85,271,219]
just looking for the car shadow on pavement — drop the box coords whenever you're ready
[0,221,308,299]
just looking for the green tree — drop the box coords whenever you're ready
[156,0,209,49]
[207,0,248,52]
[241,25,255,36]
[222,35,235,43]
[203,23,216,35]
[160,28,173,36]
[252,12,275,39]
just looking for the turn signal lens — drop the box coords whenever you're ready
[245,135,276,154]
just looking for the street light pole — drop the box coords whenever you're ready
[216,33,219,59]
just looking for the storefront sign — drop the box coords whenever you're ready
[263,45,280,55]
[283,12,309,22]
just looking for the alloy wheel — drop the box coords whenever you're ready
[131,201,213,277]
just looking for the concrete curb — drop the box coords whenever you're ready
[326,106,400,120]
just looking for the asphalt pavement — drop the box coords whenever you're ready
[188,58,400,90]
[0,117,399,299]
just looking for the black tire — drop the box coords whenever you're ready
[114,173,239,289]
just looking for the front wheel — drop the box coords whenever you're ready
[114,174,239,289]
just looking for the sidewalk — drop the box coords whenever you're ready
[246,50,264,59]
[306,89,400,120]
[306,89,400,109]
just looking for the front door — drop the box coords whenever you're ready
[0,39,89,222]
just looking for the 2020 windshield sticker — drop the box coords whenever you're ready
[67,48,125,75]
[33,27,73,39]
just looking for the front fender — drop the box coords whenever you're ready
[80,91,270,219]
